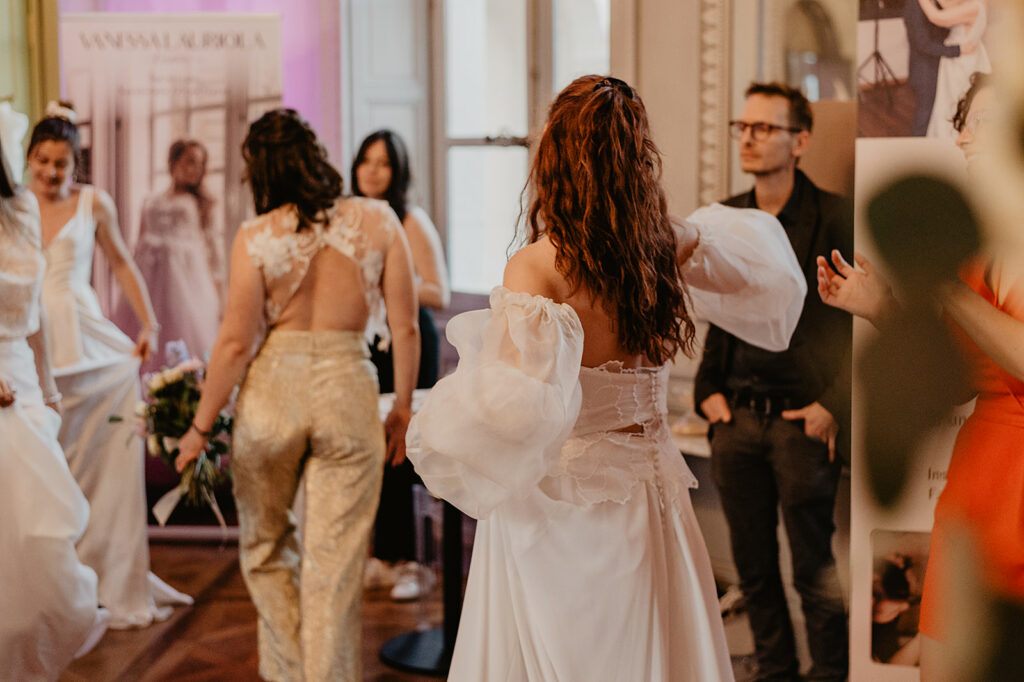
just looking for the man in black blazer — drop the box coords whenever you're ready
[905,0,970,135]
[695,82,851,682]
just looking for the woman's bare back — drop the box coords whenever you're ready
[504,236,653,369]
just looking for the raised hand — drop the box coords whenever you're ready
[817,250,896,326]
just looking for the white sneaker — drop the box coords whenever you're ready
[364,558,397,590]
[389,562,436,602]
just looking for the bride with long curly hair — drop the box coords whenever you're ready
[407,74,808,681]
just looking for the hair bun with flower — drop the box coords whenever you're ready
[44,100,77,124]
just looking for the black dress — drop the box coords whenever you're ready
[369,306,440,561]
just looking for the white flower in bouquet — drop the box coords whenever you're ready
[147,433,161,454]
[164,367,185,384]
[148,373,167,393]
[176,358,204,374]
[162,436,180,453]
[134,401,149,418]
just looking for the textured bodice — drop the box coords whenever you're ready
[550,363,696,507]
[43,187,97,297]
[572,363,668,436]
[0,192,45,339]
[240,196,398,348]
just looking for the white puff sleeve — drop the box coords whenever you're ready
[681,203,807,351]
[406,287,584,519]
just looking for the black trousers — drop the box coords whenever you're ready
[369,306,440,562]
[710,406,848,682]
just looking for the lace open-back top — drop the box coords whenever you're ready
[239,196,400,347]
[0,192,45,340]
[408,203,809,519]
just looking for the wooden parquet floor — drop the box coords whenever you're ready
[858,80,916,138]
[62,543,442,682]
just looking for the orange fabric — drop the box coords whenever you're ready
[919,262,1024,639]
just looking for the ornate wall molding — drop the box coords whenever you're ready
[697,0,731,205]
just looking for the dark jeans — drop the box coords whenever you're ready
[710,406,848,682]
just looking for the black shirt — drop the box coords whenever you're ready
[694,169,853,422]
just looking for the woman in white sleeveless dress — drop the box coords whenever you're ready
[920,0,991,139]
[407,75,807,681]
[0,138,107,679]
[27,105,192,629]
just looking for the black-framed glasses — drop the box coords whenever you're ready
[728,120,803,141]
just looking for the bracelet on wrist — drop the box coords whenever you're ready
[144,321,162,333]
[43,391,63,404]
[190,421,213,438]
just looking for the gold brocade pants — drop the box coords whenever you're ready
[232,329,385,682]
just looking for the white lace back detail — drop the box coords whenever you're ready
[0,192,45,339]
[241,197,396,347]
[543,362,698,508]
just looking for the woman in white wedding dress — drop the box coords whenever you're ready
[920,0,991,139]
[26,103,192,629]
[0,137,107,680]
[407,75,807,681]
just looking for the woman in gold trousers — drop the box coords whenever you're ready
[176,109,420,682]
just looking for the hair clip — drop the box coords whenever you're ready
[44,101,77,124]
[592,77,633,97]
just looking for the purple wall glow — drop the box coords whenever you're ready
[58,0,342,162]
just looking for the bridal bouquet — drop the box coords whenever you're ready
[134,355,233,525]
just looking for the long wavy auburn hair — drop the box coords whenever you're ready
[523,74,694,363]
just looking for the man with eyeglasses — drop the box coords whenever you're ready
[695,82,852,682]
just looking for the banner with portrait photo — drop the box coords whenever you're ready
[848,136,973,681]
[60,12,282,521]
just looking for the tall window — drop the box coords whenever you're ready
[436,0,610,295]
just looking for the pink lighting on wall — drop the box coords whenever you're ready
[58,0,342,162]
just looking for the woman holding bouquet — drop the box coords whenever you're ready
[175,109,419,682]
[27,102,192,629]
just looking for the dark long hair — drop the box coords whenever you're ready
[168,139,213,233]
[243,109,342,231]
[28,101,81,169]
[522,74,693,364]
[952,71,991,133]
[351,129,410,222]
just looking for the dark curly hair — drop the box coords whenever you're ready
[243,109,342,231]
[522,74,694,364]
[952,71,991,133]
[27,100,81,169]
[351,129,411,222]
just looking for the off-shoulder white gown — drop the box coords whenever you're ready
[408,204,807,681]
[0,192,107,680]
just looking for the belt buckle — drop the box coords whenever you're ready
[748,395,772,416]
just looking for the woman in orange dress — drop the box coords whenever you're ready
[818,72,1024,680]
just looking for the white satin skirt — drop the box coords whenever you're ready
[0,337,105,680]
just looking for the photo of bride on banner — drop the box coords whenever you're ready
[59,12,283,526]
